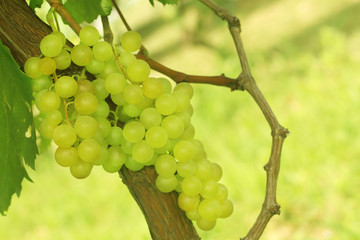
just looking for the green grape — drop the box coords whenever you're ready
[181,176,203,197]
[79,25,100,46]
[174,111,191,128]
[53,49,71,70]
[51,31,66,46]
[86,58,105,74]
[161,115,184,139]
[181,124,195,140]
[122,121,145,143]
[103,146,126,173]
[93,41,113,61]
[198,199,222,221]
[177,160,197,178]
[39,57,57,75]
[158,78,172,94]
[74,115,98,139]
[55,146,78,167]
[35,90,60,113]
[141,77,162,99]
[220,199,234,218]
[92,129,107,146]
[24,57,42,79]
[140,107,162,129]
[75,79,95,96]
[71,44,93,66]
[100,60,121,78]
[127,59,150,83]
[132,140,154,163]
[195,159,213,180]
[154,140,171,154]
[145,126,168,148]
[186,209,200,221]
[55,76,78,98]
[215,183,228,202]
[118,51,136,67]
[105,72,126,94]
[32,75,52,92]
[70,159,93,179]
[78,138,101,163]
[200,179,219,199]
[136,96,154,110]
[40,34,64,57]
[93,145,109,166]
[172,90,191,113]
[52,124,77,147]
[92,79,109,100]
[111,94,125,106]
[39,119,56,139]
[174,82,194,99]
[105,126,123,146]
[155,93,177,116]
[92,100,110,118]
[74,92,98,114]
[154,154,177,177]
[125,155,144,171]
[178,193,200,211]
[173,140,196,163]
[96,117,111,138]
[196,218,216,231]
[175,174,183,192]
[123,103,142,118]
[155,175,178,193]
[123,84,143,104]
[45,109,63,125]
[116,106,131,122]
[120,31,142,52]
[144,153,157,166]
[120,140,133,155]
[211,162,222,181]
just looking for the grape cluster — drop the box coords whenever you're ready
[25,26,233,231]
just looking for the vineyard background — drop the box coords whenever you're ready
[1,0,360,239]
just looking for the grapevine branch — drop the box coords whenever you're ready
[198,0,289,239]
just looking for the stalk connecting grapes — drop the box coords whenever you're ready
[25,26,233,231]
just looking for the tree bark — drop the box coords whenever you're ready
[0,1,200,239]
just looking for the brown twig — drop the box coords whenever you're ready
[198,0,289,239]
[46,0,81,34]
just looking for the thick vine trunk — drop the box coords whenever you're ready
[0,1,200,239]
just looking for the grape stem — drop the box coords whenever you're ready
[62,99,71,126]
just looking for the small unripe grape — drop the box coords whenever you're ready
[155,154,177,177]
[106,126,123,146]
[211,162,222,181]
[105,73,126,94]
[200,179,219,199]
[74,92,98,115]
[74,115,98,139]
[94,145,109,166]
[182,176,203,197]
[155,175,178,193]
[52,124,77,147]
[123,84,143,105]
[51,31,66,46]
[76,79,95,96]
[172,90,191,113]
[140,107,162,129]
[132,140,154,164]
[100,60,121,78]
[186,209,201,221]
[198,199,222,221]
[215,183,228,202]
[45,109,63,126]
[55,147,78,167]
[32,75,52,92]
[103,146,126,173]
[40,34,64,57]
[122,121,145,143]
[79,26,100,46]
[55,76,78,98]
[71,44,93,66]
[39,119,56,139]
[220,199,234,218]
[125,155,144,172]
[195,159,213,180]
[39,57,57,75]
[174,82,194,99]
[196,218,216,231]
[177,160,197,178]
[118,51,136,66]
[86,58,105,74]
[178,193,200,211]
[93,78,109,100]
[78,138,101,163]
[70,160,93,179]
[53,49,71,70]
[158,78,172,94]
[145,126,168,148]
[173,140,196,163]
[120,31,142,52]
[142,77,162,99]
[161,115,184,139]
[93,41,113,61]
[24,57,42,79]
[96,117,111,138]
[35,90,60,113]
[155,93,177,116]
[127,59,150,83]
[92,100,110,118]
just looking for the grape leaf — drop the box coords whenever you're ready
[0,42,38,215]
[29,0,44,10]
[149,0,178,6]
[64,0,113,24]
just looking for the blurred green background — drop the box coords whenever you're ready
[2,0,360,239]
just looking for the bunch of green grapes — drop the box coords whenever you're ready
[25,26,233,231]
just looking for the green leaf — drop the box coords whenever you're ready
[0,42,38,215]
[154,0,178,5]
[64,0,113,24]
[29,0,44,10]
